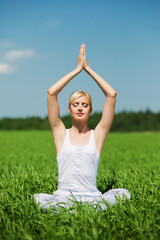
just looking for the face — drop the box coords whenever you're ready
[68,96,92,122]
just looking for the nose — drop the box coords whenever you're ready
[78,104,82,111]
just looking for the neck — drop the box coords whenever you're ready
[71,120,90,134]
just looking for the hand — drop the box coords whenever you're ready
[77,44,85,71]
[83,44,90,71]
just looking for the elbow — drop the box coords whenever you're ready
[47,88,54,96]
[111,91,117,98]
[47,89,51,95]
[47,88,58,96]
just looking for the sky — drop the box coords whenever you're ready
[0,0,160,118]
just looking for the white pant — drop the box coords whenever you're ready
[98,188,131,210]
[33,188,131,212]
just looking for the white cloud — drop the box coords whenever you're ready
[5,49,36,61]
[0,63,17,74]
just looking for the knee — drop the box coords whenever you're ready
[120,188,131,199]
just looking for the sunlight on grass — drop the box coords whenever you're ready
[0,131,160,239]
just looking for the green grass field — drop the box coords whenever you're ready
[0,131,160,240]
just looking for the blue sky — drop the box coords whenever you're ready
[0,0,160,118]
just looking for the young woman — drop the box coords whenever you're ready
[34,44,131,211]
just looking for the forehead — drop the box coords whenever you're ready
[72,96,90,103]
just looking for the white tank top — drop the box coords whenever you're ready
[56,129,101,196]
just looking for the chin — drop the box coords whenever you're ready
[73,115,89,122]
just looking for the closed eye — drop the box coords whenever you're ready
[73,103,79,107]
[82,103,88,107]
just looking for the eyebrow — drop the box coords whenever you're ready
[73,102,89,104]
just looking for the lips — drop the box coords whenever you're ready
[76,113,84,116]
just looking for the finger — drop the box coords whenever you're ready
[79,44,83,51]
[79,47,83,57]
[83,44,86,54]
[80,44,83,52]
[83,44,85,53]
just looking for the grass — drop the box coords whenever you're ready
[0,131,160,239]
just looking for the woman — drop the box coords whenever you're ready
[34,44,131,211]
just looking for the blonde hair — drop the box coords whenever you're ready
[69,91,92,107]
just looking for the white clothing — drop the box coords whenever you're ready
[34,129,131,211]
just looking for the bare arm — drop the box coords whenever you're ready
[47,44,85,155]
[83,45,117,154]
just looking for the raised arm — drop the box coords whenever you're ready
[47,44,84,155]
[83,45,117,154]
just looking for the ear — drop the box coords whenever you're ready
[90,106,92,113]
[68,106,71,113]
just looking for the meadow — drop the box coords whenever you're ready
[0,130,160,240]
